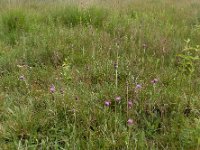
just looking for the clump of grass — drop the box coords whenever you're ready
[82,7,108,28]
[48,6,108,28]
[0,9,29,45]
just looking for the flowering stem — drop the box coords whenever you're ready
[126,129,131,149]
[73,109,76,150]
[115,47,119,89]
[52,94,57,116]
[126,81,129,118]
[115,69,118,89]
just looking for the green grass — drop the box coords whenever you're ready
[0,0,200,149]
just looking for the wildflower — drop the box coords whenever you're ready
[143,43,147,49]
[115,96,121,102]
[128,101,133,109]
[104,101,111,107]
[19,75,25,81]
[151,78,158,84]
[69,108,76,114]
[72,108,76,113]
[136,84,142,89]
[60,88,64,94]
[127,119,134,126]
[75,96,79,101]
[114,62,118,69]
[50,84,55,93]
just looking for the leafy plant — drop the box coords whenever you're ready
[177,39,200,76]
[61,58,72,81]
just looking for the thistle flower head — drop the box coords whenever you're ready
[60,88,64,94]
[128,101,133,109]
[19,75,25,81]
[50,84,55,93]
[75,96,79,101]
[151,78,159,84]
[136,84,142,89]
[104,101,111,107]
[127,118,134,126]
[114,62,118,69]
[115,96,121,102]
[143,43,147,49]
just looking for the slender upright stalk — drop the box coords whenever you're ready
[114,45,119,134]
[115,42,120,89]
[73,109,76,150]
[115,50,119,89]
[126,81,129,118]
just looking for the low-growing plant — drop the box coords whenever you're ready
[1,10,29,45]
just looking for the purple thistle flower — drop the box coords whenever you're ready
[136,84,142,89]
[115,96,121,102]
[127,119,134,126]
[104,101,111,107]
[19,75,25,81]
[128,101,133,109]
[151,78,159,84]
[50,84,55,93]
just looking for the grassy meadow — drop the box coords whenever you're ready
[0,0,200,149]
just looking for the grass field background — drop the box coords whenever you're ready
[0,0,200,149]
